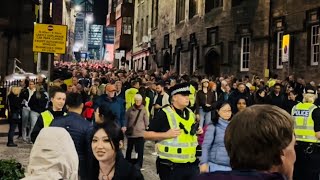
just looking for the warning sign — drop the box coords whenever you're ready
[33,24,67,54]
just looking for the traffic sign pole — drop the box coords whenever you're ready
[36,0,43,74]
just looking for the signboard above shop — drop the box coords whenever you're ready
[33,23,68,54]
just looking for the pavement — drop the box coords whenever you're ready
[0,119,159,179]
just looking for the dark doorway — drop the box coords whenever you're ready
[176,52,180,75]
[163,51,171,72]
[205,50,220,77]
[190,48,194,75]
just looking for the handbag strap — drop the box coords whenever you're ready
[131,109,142,128]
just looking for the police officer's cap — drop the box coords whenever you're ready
[170,82,191,96]
[305,87,316,94]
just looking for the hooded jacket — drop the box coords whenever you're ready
[22,127,79,180]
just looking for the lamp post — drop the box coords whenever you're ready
[84,14,93,60]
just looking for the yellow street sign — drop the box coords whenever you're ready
[33,23,67,54]
[282,34,290,63]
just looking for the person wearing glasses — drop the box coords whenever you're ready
[144,82,203,180]
[199,101,232,173]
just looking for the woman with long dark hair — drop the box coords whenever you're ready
[200,101,232,173]
[90,104,144,180]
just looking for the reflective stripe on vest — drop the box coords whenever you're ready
[292,102,318,143]
[42,111,67,127]
[157,106,198,163]
[42,110,54,127]
[189,85,196,107]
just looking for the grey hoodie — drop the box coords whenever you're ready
[22,127,79,180]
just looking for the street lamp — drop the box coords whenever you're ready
[85,15,93,23]
[75,5,81,12]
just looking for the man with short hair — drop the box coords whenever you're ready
[94,84,126,132]
[31,86,67,143]
[228,83,251,113]
[145,83,202,180]
[267,83,285,109]
[197,105,295,180]
[21,80,36,142]
[151,81,170,118]
[51,93,93,180]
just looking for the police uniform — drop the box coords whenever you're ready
[147,83,199,180]
[292,89,320,180]
[31,109,67,143]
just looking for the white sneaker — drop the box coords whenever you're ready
[151,152,158,156]
[140,168,145,171]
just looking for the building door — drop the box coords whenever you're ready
[176,52,181,75]
[163,51,171,72]
[205,50,220,78]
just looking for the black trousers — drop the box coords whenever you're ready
[125,137,145,168]
[293,142,320,180]
[156,158,199,180]
[8,120,22,143]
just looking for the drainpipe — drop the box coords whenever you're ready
[267,0,272,81]
[5,33,12,75]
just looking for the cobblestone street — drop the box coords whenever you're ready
[0,121,159,180]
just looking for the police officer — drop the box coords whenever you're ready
[292,88,320,180]
[31,86,67,143]
[144,82,202,180]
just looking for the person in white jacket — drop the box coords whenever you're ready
[22,127,79,180]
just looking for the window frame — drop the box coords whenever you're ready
[189,0,198,19]
[311,24,320,66]
[176,0,185,24]
[276,31,284,69]
[122,17,132,35]
[240,36,250,72]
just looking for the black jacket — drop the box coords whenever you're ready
[267,92,286,109]
[31,108,66,143]
[50,112,93,179]
[28,91,48,113]
[7,94,23,122]
[90,151,144,180]
[228,90,252,114]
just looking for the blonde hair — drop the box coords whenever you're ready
[134,94,143,101]
[303,93,316,103]
[9,86,22,96]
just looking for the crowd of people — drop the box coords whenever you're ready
[4,61,320,180]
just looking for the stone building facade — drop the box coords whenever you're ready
[132,0,152,71]
[149,0,320,82]
[0,1,36,79]
[270,0,320,82]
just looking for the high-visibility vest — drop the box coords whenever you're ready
[41,110,67,127]
[157,106,198,163]
[125,88,139,110]
[292,102,318,143]
[189,85,196,107]
[145,97,150,117]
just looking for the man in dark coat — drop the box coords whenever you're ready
[51,92,93,180]
[228,83,252,114]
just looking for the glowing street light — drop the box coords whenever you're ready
[85,15,94,23]
[75,5,81,12]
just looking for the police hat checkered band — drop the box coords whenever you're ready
[306,89,315,94]
[171,86,190,96]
